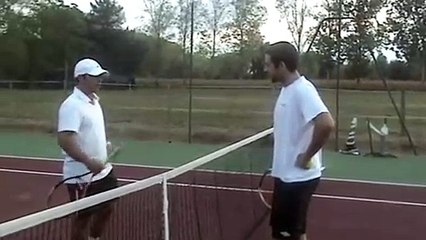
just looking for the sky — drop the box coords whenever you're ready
[64,0,397,60]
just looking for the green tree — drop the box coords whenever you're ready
[1,1,42,81]
[300,52,322,79]
[275,0,318,52]
[313,0,386,81]
[37,3,89,80]
[143,0,175,39]
[224,0,266,52]
[88,0,125,29]
[249,43,268,79]
[175,0,191,65]
[221,0,267,78]
[0,0,22,33]
[199,0,229,58]
[0,0,88,81]
[386,0,425,82]
[388,60,411,80]
[87,0,146,76]
[0,0,30,79]
[340,0,386,83]
[369,52,388,79]
[0,33,28,79]
[312,0,340,80]
[174,0,206,77]
[142,0,175,83]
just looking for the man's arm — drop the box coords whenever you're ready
[57,131,91,164]
[296,82,335,169]
[58,131,104,174]
[57,102,104,174]
[57,103,88,163]
[304,112,335,160]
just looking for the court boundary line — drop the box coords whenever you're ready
[1,167,425,208]
[1,154,426,188]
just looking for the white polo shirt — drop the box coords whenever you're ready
[57,87,113,183]
[272,76,329,183]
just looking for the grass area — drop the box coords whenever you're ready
[322,151,426,185]
[0,130,223,166]
[1,130,425,185]
[138,78,426,91]
[0,88,275,144]
[0,87,425,154]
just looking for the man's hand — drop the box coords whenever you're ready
[295,153,312,170]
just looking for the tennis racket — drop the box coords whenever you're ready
[257,166,326,209]
[257,168,273,209]
[46,143,123,208]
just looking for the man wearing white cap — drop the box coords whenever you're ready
[57,58,118,240]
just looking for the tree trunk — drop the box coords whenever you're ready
[182,30,187,78]
[155,34,161,87]
[422,58,425,84]
[212,28,216,58]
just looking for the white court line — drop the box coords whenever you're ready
[1,167,425,208]
[1,154,426,188]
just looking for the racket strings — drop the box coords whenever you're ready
[258,169,272,209]
[241,150,270,239]
[46,144,122,208]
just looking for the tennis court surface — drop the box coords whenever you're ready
[0,129,425,240]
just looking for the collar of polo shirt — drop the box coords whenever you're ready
[73,87,100,104]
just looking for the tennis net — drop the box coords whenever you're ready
[0,128,274,240]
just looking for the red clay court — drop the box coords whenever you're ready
[0,155,426,240]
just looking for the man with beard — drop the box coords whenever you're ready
[264,41,335,240]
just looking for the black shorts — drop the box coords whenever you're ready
[270,177,320,239]
[66,170,118,216]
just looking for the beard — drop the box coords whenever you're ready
[270,73,283,83]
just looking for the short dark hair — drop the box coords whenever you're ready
[265,41,299,72]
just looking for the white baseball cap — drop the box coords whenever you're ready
[74,58,109,78]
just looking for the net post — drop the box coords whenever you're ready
[162,175,170,240]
